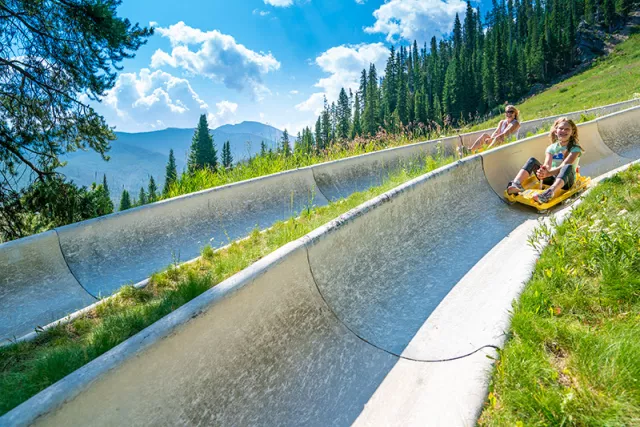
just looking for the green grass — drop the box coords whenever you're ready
[466,32,640,132]
[0,151,454,416]
[478,164,640,426]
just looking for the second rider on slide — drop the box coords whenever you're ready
[459,105,521,155]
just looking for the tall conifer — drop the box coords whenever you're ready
[163,149,177,196]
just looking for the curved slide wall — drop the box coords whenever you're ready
[0,232,95,341]
[4,106,640,426]
[0,169,325,341]
[57,168,325,298]
[0,99,637,343]
[312,135,459,200]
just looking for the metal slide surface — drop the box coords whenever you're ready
[3,106,640,426]
[0,100,638,342]
[0,232,95,341]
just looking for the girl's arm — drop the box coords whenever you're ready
[543,152,580,177]
[536,152,554,178]
[487,122,517,148]
[490,120,503,137]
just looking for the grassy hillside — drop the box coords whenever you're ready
[468,30,640,131]
[479,165,640,426]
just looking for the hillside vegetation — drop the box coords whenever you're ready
[470,29,640,130]
[167,31,640,200]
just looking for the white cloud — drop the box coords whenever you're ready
[99,69,211,132]
[252,9,271,16]
[296,43,388,114]
[289,90,299,95]
[355,0,366,3]
[295,92,326,115]
[151,22,280,99]
[207,101,239,128]
[272,118,315,136]
[264,0,294,6]
[365,0,466,43]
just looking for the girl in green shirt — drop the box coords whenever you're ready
[506,117,584,203]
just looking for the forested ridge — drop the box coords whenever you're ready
[301,0,636,153]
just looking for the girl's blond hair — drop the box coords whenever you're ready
[550,117,583,152]
[505,105,520,121]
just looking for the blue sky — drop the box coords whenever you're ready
[96,0,490,135]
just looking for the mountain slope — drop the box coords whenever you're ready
[61,121,282,201]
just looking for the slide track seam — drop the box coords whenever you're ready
[310,166,332,204]
[54,229,99,300]
[303,243,501,363]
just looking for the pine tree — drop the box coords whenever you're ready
[396,48,409,126]
[119,189,132,211]
[382,46,397,118]
[94,175,114,215]
[222,141,233,169]
[187,114,217,173]
[163,149,178,195]
[280,129,291,156]
[453,14,463,58]
[337,88,351,140]
[260,141,267,157]
[315,116,324,152]
[102,174,110,196]
[603,0,615,30]
[147,176,157,202]
[359,69,368,113]
[321,97,331,147]
[351,91,362,138]
[138,187,148,206]
[363,64,379,135]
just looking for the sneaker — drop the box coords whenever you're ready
[534,188,554,204]
[506,181,525,195]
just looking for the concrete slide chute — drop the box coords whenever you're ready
[1,100,638,342]
[597,105,640,159]
[311,136,459,201]
[307,157,531,360]
[56,168,326,298]
[3,106,640,426]
[0,231,95,341]
[2,241,398,426]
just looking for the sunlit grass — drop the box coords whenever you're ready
[478,164,640,426]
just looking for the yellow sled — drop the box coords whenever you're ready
[504,174,591,212]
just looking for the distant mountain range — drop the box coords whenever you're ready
[62,121,284,202]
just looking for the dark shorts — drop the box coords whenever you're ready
[522,157,575,190]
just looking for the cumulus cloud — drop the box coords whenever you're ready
[252,9,271,16]
[264,0,294,6]
[289,90,299,95]
[365,0,466,43]
[151,22,280,99]
[296,43,388,115]
[101,69,209,131]
[207,101,239,128]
